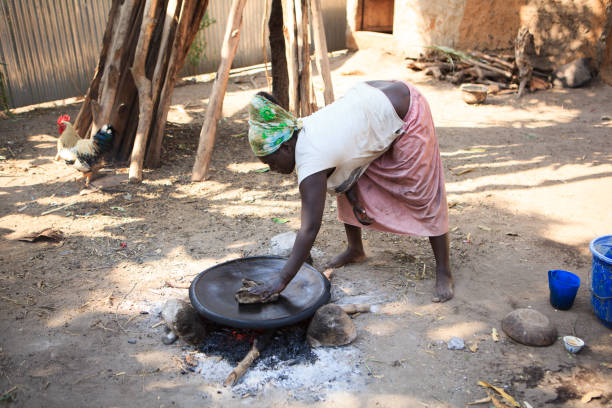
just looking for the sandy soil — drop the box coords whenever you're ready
[1,49,611,408]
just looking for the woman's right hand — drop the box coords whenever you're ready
[353,205,375,225]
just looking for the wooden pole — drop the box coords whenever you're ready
[74,0,121,138]
[93,0,137,136]
[309,0,334,105]
[296,0,312,116]
[128,0,160,183]
[191,0,248,182]
[145,0,208,168]
[281,0,299,114]
[262,0,272,90]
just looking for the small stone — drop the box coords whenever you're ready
[307,304,357,347]
[552,58,596,88]
[127,339,137,344]
[447,337,465,350]
[270,231,314,264]
[161,331,178,345]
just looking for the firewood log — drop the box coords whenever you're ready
[224,332,273,386]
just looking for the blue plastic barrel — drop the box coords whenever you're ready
[589,235,612,329]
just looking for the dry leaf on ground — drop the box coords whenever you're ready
[581,390,603,403]
[491,328,500,342]
[478,381,520,407]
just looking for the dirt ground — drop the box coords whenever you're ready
[1,49,611,408]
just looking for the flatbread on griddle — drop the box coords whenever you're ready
[234,278,280,304]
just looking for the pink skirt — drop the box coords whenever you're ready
[336,82,448,236]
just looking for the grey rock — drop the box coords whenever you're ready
[270,231,298,258]
[552,58,597,88]
[447,337,465,350]
[307,304,357,347]
[270,231,316,264]
[161,298,208,345]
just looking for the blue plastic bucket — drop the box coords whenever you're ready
[589,235,612,329]
[548,270,580,310]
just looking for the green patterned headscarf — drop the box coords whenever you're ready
[248,94,302,156]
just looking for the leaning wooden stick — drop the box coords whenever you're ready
[224,332,273,386]
[339,304,372,314]
[192,0,248,181]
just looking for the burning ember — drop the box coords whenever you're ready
[198,323,317,366]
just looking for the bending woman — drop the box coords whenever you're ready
[247,80,453,302]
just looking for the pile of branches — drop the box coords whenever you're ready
[406,45,551,96]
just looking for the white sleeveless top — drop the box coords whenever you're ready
[295,82,405,193]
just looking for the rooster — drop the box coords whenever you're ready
[55,114,80,161]
[61,125,115,186]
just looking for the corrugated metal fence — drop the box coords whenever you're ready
[0,0,346,108]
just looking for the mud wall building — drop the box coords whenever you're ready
[347,0,612,82]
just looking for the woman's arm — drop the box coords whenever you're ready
[248,169,329,299]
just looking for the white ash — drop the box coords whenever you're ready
[193,346,364,400]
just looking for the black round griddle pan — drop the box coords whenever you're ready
[189,256,330,329]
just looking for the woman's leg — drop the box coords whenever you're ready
[328,223,367,268]
[429,233,453,302]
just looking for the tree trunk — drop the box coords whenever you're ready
[269,0,289,108]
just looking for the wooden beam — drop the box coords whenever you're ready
[191,0,248,182]
[309,0,334,105]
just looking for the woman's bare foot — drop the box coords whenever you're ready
[432,266,454,302]
[327,248,367,268]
